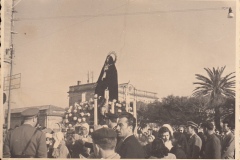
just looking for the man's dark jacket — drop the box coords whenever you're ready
[170,146,187,159]
[204,133,221,159]
[116,135,147,159]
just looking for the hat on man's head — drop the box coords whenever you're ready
[21,108,39,118]
[187,121,198,129]
[92,127,117,140]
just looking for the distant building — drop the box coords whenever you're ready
[68,81,158,106]
[5,105,65,130]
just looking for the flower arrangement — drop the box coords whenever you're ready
[63,96,134,129]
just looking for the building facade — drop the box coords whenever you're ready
[68,81,158,106]
[5,105,65,130]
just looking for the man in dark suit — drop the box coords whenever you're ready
[3,108,47,158]
[177,125,189,155]
[186,121,202,159]
[197,125,206,158]
[201,121,221,159]
[115,112,147,158]
[221,119,235,159]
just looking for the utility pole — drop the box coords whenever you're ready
[7,0,16,130]
[91,71,93,83]
[87,71,89,83]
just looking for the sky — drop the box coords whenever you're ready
[3,0,237,109]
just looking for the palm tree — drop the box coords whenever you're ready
[192,66,235,131]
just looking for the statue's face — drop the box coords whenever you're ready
[106,56,114,64]
[106,56,110,62]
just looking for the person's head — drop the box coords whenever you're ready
[158,126,172,142]
[186,121,198,135]
[106,113,118,129]
[116,112,136,138]
[80,123,89,136]
[92,128,117,158]
[198,124,204,133]
[151,138,169,158]
[139,123,149,135]
[148,135,155,143]
[178,126,185,133]
[222,119,233,133]
[21,108,39,127]
[201,121,214,135]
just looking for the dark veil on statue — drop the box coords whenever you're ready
[95,51,118,101]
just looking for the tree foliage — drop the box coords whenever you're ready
[192,66,235,130]
[137,95,211,126]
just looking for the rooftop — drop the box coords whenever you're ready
[5,105,65,117]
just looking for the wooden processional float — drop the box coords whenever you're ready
[93,89,137,126]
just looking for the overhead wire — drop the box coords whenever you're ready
[18,7,225,21]
[12,0,23,9]
[16,0,137,49]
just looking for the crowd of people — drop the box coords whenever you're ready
[3,107,235,159]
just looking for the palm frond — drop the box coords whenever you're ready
[219,72,235,87]
[193,66,235,110]
[193,82,212,87]
[195,74,212,84]
[204,68,215,82]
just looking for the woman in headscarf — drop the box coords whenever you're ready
[52,132,70,158]
[158,126,173,151]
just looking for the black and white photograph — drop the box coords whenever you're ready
[1,0,239,159]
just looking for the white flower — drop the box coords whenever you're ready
[73,117,77,120]
[80,112,84,116]
[74,102,80,107]
[78,106,82,110]
[69,113,72,117]
[82,117,86,121]
[78,118,82,122]
[73,109,77,113]
[116,103,122,107]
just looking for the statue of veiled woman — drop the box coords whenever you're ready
[95,51,118,101]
